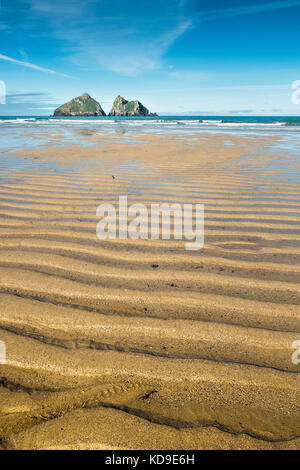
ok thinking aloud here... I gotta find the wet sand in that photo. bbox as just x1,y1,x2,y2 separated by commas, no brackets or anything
0,132,299,450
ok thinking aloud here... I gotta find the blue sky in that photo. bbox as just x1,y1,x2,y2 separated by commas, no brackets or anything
0,0,300,115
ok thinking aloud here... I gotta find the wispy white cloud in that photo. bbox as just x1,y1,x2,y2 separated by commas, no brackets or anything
0,53,70,77
28,0,96,15
95,18,192,75
197,1,300,22
31,106,56,110
14,0,300,78
155,20,192,53
23,0,192,76
6,92,54,104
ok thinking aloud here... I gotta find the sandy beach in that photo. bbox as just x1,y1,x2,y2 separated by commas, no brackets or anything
0,127,299,450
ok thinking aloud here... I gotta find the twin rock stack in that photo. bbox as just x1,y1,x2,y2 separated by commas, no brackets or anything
53,93,157,117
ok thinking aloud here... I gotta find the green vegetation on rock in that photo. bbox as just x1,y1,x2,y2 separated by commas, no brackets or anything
109,95,157,117
54,93,106,117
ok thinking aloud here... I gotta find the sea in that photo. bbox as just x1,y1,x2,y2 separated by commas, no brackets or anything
1,115,300,133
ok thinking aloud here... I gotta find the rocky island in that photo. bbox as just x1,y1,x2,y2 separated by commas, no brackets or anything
109,95,157,117
54,93,106,117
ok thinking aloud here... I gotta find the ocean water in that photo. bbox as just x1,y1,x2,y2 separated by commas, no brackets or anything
1,115,300,134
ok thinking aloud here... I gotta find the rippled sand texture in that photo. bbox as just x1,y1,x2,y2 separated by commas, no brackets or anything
0,133,299,450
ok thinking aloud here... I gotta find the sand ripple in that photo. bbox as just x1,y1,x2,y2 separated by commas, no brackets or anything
0,134,299,449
